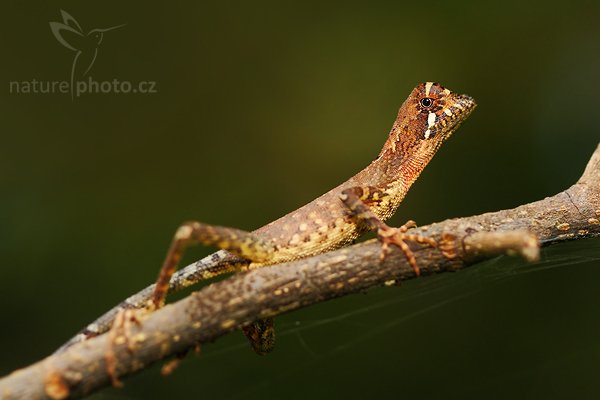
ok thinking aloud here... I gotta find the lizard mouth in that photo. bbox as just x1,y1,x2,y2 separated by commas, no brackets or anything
451,93,477,119
435,93,476,140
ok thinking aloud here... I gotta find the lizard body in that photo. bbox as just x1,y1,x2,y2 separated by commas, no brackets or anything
57,82,475,354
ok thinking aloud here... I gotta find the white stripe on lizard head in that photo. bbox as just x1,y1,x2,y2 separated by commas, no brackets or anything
424,112,436,139
425,82,433,96
427,112,436,127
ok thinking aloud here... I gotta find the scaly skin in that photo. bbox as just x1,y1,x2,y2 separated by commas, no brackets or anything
56,82,476,353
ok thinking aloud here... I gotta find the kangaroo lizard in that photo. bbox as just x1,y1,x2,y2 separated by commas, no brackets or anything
57,82,476,355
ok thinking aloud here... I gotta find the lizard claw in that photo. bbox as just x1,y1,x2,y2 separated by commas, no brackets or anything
377,221,436,277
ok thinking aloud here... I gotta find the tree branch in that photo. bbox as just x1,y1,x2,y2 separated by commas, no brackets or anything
1,143,599,400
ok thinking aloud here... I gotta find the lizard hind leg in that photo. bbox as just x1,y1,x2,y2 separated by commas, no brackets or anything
340,186,436,276
156,222,278,357
152,221,276,309
105,222,277,383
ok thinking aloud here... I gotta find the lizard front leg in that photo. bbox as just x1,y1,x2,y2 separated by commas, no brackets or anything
340,186,436,276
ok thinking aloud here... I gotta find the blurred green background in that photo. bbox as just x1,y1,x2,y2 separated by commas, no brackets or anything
1,1,599,399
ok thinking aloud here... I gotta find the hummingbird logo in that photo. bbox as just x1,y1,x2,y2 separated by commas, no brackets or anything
49,10,125,99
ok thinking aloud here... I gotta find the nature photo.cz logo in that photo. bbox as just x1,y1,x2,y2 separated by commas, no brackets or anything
9,10,157,99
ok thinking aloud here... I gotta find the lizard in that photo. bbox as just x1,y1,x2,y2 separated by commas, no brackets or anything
56,82,476,355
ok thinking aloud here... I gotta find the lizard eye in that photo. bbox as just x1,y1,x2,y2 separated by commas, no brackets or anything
420,98,434,108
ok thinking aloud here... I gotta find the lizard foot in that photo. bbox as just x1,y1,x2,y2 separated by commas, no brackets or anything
105,306,146,387
377,220,437,276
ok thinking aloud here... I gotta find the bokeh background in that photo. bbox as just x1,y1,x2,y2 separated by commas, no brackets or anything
1,1,599,399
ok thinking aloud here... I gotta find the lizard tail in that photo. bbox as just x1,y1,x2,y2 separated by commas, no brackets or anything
54,250,244,354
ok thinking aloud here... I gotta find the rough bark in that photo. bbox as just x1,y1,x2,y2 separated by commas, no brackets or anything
1,144,599,400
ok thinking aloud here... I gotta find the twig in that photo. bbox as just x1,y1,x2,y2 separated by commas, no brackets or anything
1,143,599,400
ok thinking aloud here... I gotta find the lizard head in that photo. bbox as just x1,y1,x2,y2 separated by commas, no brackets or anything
385,82,476,154
407,81,476,143
372,82,475,198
